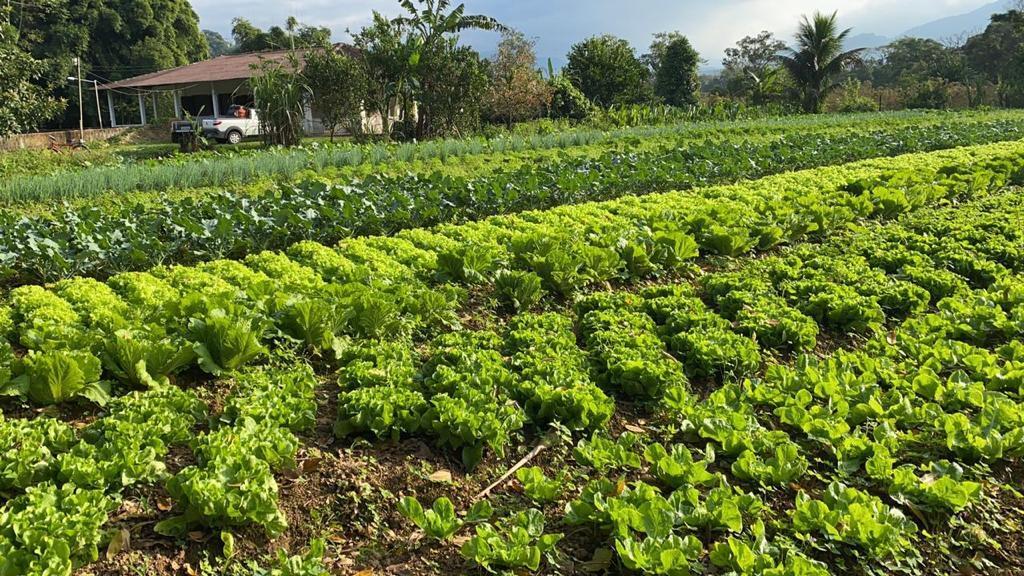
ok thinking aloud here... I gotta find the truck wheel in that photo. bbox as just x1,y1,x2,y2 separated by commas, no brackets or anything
226,130,243,145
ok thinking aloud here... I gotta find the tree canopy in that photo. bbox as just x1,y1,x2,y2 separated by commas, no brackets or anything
204,30,235,57
652,35,701,107
564,35,653,106
721,31,787,101
10,0,208,128
0,7,62,136
483,30,552,127
231,17,331,52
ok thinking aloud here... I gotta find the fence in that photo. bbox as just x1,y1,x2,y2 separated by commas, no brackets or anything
0,127,138,151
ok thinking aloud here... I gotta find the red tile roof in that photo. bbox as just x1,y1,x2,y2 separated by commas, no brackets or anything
100,45,357,90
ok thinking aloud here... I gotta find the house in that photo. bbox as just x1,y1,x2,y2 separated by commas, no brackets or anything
99,45,390,135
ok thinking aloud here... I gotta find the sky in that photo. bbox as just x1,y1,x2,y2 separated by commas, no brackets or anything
190,0,996,69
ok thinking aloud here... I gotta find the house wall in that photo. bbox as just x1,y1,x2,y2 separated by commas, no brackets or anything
107,78,401,138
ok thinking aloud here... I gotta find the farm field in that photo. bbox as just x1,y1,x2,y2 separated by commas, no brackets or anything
2,109,1015,200
4,110,1024,287
1,117,1024,576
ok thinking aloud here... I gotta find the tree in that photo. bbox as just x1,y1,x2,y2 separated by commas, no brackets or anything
722,31,787,100
483,30,552,127
305,48,367,141
0,8,63,136
204,30,235,57
13,0,208,128
352,12,420,141
392,0,506,138
643,31,686,73
653,36,701,107
564,35,653,106
780,12,864,112
963,10,1024,105
231,17,331,52
417,42,489,136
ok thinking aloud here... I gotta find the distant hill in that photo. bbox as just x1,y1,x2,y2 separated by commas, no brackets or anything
845,33,891,50
902,0,1011,41
843,0,1013,52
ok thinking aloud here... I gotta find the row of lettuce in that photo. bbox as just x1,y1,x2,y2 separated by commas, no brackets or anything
5,180,1021,574
4,115,1024,288
1,141,1021,403
390,187,1023,574
1,143,1022,574
3,109,1016,205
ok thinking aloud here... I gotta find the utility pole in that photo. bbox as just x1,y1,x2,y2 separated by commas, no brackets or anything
73,57,84,142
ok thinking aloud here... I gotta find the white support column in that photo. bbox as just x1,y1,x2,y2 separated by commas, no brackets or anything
211,85,220,117
173,91,182,118
151,94,158,122
137,92,147,125
303,102,314,133
106,91,118,127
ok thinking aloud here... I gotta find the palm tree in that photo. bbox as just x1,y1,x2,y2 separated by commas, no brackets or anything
780,12,864,113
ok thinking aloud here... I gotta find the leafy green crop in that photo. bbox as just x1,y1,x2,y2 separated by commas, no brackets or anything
461,509,563,572
397,496,492,541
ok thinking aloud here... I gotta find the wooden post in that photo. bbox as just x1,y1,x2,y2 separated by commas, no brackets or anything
151,93,158,122
173,91,182,118
107,91,117,127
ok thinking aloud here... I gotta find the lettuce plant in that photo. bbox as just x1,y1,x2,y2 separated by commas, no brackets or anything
188,308,267,376
461,509,563,572
0,483,114,576
515,466,564,503
11,350,110,406
397,496,492,541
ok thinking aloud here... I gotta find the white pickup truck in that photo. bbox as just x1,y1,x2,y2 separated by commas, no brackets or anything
201,105,262,144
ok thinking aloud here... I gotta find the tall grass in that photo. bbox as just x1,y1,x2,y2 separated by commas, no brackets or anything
1,109,1018,205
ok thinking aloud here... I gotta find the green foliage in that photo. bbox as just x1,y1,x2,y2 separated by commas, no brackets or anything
0,9,62,136
616,534,702,575
102,329,195,387
791,482,917,558
232,17,331,53
188,308,267,376
335,386,427,440
548,74,593,120
779,12,865,112
730,444,809,486
574,432,644,471
515,466,564,503
305,48,367,140
157,451,287,537
398,496,492,541
10,350,110,406
0,483,114,575
494,269,544,312
643,443,717,489
251,52,311,147
0,416,76,491
266,539,329,576
461,509,563,572
653,36,701,107
565,35,654,106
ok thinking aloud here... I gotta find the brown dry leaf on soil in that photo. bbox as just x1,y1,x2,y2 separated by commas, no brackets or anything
428,469,452,483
